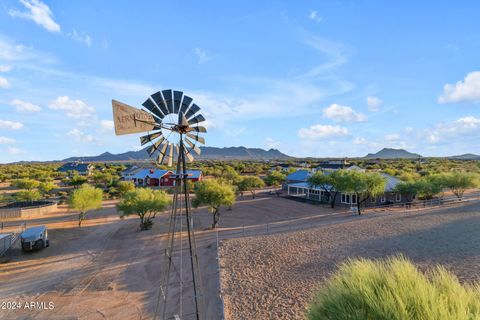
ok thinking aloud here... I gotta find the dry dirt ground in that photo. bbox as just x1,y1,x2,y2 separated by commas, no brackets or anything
0,193,341,320
219,200,480,320
2,193,478,320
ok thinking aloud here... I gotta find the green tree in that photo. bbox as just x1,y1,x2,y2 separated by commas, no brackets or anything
68,175,88,189
117,188,171,230
116,181,136,197
308,171,345,208
415,178,443,200
69,184,103,227
13,178,40,190
339,171,386,215
39,181,57,197
437,172,478,200
264,170,286,187
192,179,236,229
15,189,41,202
237,176,265,199
394,181,419,200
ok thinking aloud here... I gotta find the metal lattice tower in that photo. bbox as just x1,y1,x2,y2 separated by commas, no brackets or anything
112,90,206,320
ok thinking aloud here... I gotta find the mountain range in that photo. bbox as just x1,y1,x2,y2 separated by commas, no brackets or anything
59,147,479,163
62,146,292,162
364,148,422,159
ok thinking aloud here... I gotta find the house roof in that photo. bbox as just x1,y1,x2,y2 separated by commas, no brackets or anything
122,166,141,175
288,173,401,193
58,162,91,172
381,173,401,192
286,170,311,182
172,170,202,179
133,169,172,180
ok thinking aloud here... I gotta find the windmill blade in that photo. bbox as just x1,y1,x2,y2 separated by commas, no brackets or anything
185,104,200,119
186,133,205,144
162,89,174,114
142,97,165,120
146,137,166,156
167,143,174,167
185,150,194,163
140,131,163,146
112,99,155,135
188,114,205,125
184,137,201,155
159,142,168,156
178,112,189,127
188,126,207,133
179,95,193,115
151,91,169,116
173,90,183,113
174,144,179,160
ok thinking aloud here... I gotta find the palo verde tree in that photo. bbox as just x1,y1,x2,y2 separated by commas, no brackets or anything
308,171,344,208
237,176,265,199
339,170,386,215
69,184,103,227
68,175,88,189
15,189,41,203
436,172,479,200
192,179,236,229
13,178,40,190
264,170,286,196
116,180,136,198
117,188,171,230
39,181,57,198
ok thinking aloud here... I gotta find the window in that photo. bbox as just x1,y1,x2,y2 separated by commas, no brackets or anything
371,196,376,203
341,193,346,203
381,195,386,203
351,194,357,204
346,194,351,204
396,193,401,202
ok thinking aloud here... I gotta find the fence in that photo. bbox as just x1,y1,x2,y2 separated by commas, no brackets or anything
0,222,26,256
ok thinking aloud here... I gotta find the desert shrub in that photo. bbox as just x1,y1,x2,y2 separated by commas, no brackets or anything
308,256,480,320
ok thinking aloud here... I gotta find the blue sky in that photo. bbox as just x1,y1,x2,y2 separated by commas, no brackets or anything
0,1,479,162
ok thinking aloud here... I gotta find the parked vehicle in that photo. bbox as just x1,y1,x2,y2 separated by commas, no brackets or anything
20,226,49,252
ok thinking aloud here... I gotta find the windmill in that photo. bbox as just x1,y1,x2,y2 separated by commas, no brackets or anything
112,89,206,320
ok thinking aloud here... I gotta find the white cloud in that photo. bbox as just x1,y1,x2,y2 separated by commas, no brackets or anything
8,0,60,33
404,127,414,133
0,137,16,144
323,103,367,122
438,71,480,104
0,119,23,130
10,99,42,112
353,137,367,145
67,128,96,143
0,65,11,72
384,133,401,141
366,96,383,112
7,147,26,155
68,29,92,47
298,124,349,140
424,116,480,144
194,47,211,65
309,10,323,22
301,36,349,77
0,77,10,88
49,96,95,119
99,120,114,132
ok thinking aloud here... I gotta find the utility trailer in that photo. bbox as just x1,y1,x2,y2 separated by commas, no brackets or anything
20,226,49,252
0,233,13,255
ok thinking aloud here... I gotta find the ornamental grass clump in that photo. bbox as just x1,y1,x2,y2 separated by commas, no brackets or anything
308,256,480,320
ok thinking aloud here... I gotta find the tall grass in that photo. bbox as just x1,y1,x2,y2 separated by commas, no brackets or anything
307,256,480,320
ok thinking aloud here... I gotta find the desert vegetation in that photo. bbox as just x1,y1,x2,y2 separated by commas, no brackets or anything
308,256,480,320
